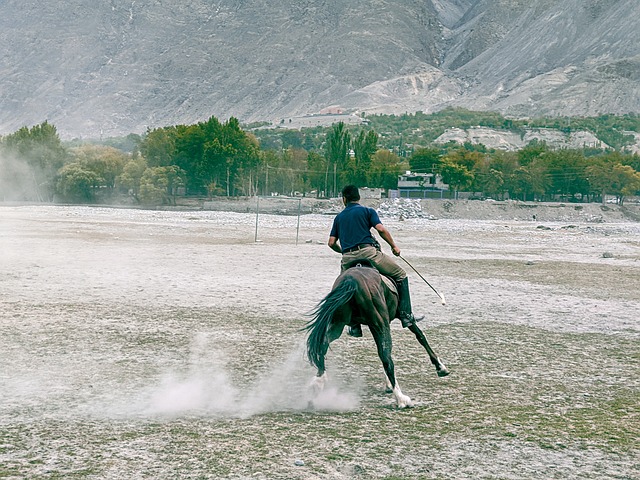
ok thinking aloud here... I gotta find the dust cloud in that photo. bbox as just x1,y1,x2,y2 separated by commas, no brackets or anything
0,152,43,201
123,334,360,419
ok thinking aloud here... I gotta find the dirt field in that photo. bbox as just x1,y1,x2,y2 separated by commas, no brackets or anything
1,202,638,479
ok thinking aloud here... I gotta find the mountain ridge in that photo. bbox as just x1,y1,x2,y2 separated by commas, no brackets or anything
0,0,638,139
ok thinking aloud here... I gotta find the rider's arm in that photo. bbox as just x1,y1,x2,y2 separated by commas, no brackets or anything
328,236,342,254
374,223,401,256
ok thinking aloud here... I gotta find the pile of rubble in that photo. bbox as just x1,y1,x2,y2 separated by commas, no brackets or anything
377,198,435,220
311,197,436,219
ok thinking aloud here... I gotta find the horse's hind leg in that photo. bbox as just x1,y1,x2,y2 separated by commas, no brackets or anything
309,321,346,397
408,323,450,377
309,371,328,399
370,325,413,408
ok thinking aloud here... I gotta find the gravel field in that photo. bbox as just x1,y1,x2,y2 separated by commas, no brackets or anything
1,203,638,479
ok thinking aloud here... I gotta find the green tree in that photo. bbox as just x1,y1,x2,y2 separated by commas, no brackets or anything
138,166,186,205
440,159,474,198
56,163,101,202
409,147,442,173
324,122,351,196
545,150,589,200
118,157,148,202
174,124,206,192
626,153,640,172
369,150,404,190
163,165,187,205
201,137,236,196
438,147,481,197
227,127,260,196
526,158,551,200
481,168,505,199
1,121,67,201
280,130,304,149
350,129,378,186
517,139,550,166
270,148,308,195
610,164,640,205
198,117,260,196
587,154,640,205
259,149,282,196
306,151,327,197
141,127,177,167
69,144,127,191
511,166,533,201
486,151,519,199
138,116,260,197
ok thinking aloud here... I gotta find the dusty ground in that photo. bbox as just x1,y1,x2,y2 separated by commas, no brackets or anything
0,202,638,479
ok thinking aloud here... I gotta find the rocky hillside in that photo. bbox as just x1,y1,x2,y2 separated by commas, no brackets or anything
0,0,638,138
449,0,640,118
433,126,631,152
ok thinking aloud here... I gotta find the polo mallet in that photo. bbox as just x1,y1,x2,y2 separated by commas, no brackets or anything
400,255,446,306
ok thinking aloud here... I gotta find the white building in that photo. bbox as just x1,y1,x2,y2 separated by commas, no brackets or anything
393,171,448,198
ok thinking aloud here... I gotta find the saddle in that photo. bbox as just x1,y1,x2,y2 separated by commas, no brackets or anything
344,260,398,296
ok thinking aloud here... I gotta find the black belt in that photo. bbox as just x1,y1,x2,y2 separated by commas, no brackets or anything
343,243,374,254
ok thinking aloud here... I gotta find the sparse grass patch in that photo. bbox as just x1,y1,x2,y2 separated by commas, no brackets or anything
2,209,638,479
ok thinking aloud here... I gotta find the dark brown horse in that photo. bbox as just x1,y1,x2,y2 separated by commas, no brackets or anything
304,264,449,408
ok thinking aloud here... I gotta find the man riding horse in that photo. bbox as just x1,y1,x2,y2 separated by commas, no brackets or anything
328,185,424,337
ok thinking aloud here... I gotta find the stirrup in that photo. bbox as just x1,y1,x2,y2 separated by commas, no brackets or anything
400,313,424,328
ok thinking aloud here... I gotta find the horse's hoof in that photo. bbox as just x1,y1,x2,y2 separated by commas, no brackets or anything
310,373,328,393
395,393,414,408
435,358,450,377
385,387,393,394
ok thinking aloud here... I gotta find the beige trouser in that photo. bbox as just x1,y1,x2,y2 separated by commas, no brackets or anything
340,245,407,282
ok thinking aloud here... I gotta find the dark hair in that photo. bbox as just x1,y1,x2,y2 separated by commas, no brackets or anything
341,185,360,202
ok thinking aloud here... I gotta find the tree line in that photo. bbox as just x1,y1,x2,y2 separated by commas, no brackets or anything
0,117,406,204
410,141,640,205
1,114,639,205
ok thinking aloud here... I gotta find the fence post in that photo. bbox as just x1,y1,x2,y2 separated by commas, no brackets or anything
254,196,260,242
296,198,302,245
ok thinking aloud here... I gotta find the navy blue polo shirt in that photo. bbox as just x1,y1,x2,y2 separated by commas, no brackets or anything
330,202,382,252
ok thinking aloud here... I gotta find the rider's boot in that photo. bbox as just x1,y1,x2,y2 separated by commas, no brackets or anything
397,277,425,328
347,324,363,337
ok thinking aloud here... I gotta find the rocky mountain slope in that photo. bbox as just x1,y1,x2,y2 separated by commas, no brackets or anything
433,126,613,151
0,0,638,139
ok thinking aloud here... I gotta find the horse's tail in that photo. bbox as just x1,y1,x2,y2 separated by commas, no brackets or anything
304,275,358,371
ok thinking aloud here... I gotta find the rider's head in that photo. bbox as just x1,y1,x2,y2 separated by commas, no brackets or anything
341,185,360,203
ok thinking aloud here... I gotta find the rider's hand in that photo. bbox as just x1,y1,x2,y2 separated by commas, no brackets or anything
392,246,401,256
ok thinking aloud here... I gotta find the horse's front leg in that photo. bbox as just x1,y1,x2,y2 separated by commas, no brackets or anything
382,371,393,393
407,323,450,377
371,325,413,408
